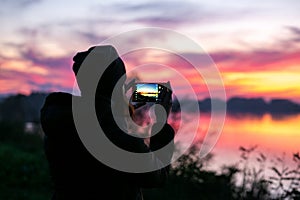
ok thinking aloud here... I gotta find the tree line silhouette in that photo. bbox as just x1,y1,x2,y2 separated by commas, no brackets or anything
1,92,300,123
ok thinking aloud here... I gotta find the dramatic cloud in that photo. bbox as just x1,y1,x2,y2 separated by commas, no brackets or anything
1,0,300,102
115,1,202,26
0,41,75,95
123,47,300,72
121,45,300,100
99,1,256,28
211,50,300,71
20,48,71,70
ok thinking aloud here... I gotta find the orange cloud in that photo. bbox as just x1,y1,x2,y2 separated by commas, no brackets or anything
1,45,300,103
122,48,300,101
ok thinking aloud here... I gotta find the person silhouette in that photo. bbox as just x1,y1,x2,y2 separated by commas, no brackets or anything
40,45,175,200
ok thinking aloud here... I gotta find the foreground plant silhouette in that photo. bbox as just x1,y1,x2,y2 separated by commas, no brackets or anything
233,145,270,199
143,145,235,200
144,145,300,200
233,146,300,200
269,152,300,199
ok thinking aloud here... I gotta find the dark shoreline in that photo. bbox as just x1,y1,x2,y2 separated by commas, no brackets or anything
1,92,300,123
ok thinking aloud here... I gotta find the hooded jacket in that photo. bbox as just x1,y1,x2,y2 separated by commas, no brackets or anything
40,46,175,200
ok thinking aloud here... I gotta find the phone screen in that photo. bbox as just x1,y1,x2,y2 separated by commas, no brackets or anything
132,83,159,102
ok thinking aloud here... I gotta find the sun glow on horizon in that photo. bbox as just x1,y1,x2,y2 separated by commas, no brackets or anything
222,71,300,99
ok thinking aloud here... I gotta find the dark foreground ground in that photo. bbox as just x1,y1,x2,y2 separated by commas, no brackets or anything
0,122,299,200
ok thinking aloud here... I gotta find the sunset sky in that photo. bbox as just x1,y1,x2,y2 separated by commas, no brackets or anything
1,0,300,102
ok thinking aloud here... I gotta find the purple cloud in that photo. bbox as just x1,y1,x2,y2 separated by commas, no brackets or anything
209,48,300,72
0,0,42,15
75,31,109,44
91,1,255,28
287,26,300,42
19,47,71,69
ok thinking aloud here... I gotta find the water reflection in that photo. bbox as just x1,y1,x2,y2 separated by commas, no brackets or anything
169,112,300,170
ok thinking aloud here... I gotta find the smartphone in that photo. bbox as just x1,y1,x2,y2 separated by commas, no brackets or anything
131,82,172,103
132,83,160,102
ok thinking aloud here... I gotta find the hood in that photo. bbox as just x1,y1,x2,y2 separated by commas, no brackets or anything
72,45,126,98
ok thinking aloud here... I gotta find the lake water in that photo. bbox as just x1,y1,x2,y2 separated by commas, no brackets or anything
168,112,300,172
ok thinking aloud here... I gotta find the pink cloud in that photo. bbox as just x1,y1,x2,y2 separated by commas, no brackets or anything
211,49,300,72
